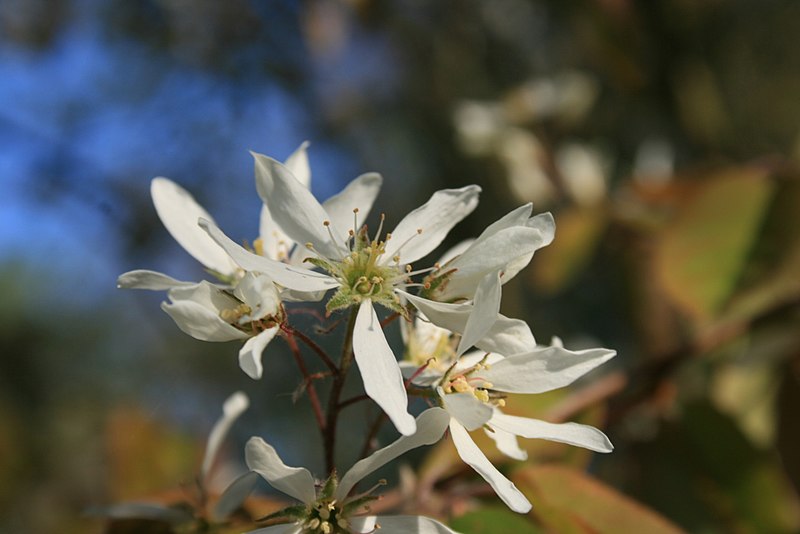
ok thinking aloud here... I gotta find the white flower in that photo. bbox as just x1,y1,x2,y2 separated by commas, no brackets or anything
424,203,555,303
117,142,311,291
244,408,460,534
409,340,615,513
161,272,283,379
198,154,488,436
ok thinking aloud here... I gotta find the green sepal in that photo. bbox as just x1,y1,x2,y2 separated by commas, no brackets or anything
320,471,339,500
326,287,357,314
306,257,338,275
256,504,309,523
342,494,381,516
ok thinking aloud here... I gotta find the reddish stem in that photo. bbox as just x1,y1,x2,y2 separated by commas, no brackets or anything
283,331,326,431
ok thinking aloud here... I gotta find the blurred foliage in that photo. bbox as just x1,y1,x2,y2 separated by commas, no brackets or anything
3,0,800,532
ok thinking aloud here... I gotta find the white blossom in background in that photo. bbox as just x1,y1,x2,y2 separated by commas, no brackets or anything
244,409,459,534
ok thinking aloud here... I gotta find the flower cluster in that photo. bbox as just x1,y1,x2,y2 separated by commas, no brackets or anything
116,143,615,532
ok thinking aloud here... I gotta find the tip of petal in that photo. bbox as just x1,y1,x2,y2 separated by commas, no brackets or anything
397,416,418,436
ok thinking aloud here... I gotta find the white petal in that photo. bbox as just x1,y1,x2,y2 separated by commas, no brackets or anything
490,412,613,452
320,172,383,245
234,272,281,321
477,316,536,356
456,270,501,356
383,185,481,265
485,410,527,461
238,327,279,379
259,145,309,263
117,270,197,290
353,515,462,534
401,290,532,355
259,203,295,262
252,152,345,259
167,280,238,311
284,141,311,187
437,239,474,266
399,290,472,330
480,346,616,393
202,392,250,479
245,437,316,505
335,408,449,500
352,300,416,436
470,204,533,247
151,177,237,275
439,226,548,301
200,219,339,292
449,420,531,513
161,300,248,342
440,390,493,431
211,470,259,521
501,212,556,284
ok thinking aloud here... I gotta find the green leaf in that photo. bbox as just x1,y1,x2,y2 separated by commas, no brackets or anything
655,167,775,323
512,465,686,534
450,507,543,533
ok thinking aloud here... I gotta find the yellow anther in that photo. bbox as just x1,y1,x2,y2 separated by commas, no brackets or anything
385,232,392,240
496,399,506,407
308,518,320,529
319,506,330,520
253,237,265,256
321,521,332,534
405,264,412,273
475,389,490,403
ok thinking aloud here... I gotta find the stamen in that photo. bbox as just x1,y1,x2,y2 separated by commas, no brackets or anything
389,230,423,264
323,220,345,259
373,213,386,244
405,265,439,277
353,207,359,235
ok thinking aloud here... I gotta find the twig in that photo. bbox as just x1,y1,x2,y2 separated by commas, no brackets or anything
285,325,338,373
283,331,326,431
324,308,358,475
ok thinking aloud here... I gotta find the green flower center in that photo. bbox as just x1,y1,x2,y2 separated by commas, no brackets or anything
308,218,409,315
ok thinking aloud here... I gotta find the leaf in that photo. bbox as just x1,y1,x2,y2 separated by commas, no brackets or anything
717,177,800,327
450,506,543,533
512,464,686,534
631,401,800,532
655,167,775,323
530,205,608,294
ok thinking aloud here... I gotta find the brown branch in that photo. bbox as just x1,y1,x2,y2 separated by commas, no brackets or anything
283,331,326,432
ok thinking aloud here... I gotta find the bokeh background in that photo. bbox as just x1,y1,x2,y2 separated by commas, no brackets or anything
3,0,800,532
